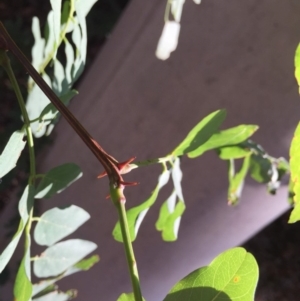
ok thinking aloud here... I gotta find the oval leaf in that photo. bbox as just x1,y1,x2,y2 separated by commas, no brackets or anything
33,239,97,277
289,122,300,222
163,247,258,301
294,43,300,92
14,249,32,301
0,185,34,273
0,131,26,178
218,146,251,160
34,205,90,246
188,124,258,158
172,110,227,156
228,156,251,205
35,163,82,199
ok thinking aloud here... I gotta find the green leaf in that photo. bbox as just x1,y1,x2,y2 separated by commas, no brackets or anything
294,44,300,91
32,255,99,297
188,124,258,158
74,254,100,271
172,110,227,156
249,155,271,183
113,167,171,242
0,185,34,273
289,122,300,222
156,198,185,241
228,156,251,205
35,163,82,199
218,146,251,160
14,251,32,301
33,239,97,277
34,205,90,246
117,293,146,301
163,247,258,301
0,131,26,178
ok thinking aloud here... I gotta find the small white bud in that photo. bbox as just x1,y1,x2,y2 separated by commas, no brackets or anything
155,21,181,60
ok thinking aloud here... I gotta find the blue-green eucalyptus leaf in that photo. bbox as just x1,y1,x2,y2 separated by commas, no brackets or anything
26,73,52,138
188,124,258,158
64,39,74,84
34,205,90,246
30,17,45,74
32,255,99,297
49,0,62,59
163,247,258,301
33,239,97,278
172,110,226,156
0,131,26,178
113,167,171,242
44,11,56,61
35,163,82,199
0,185,34,273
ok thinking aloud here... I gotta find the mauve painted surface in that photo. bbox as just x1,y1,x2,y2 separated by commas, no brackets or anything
32,0,300,300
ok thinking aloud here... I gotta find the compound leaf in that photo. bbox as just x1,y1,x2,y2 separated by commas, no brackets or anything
34,205,90,246
33,239,97,277
188,125,258,158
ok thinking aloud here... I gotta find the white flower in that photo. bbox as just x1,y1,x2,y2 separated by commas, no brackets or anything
155,21,181,60
193,0,201,4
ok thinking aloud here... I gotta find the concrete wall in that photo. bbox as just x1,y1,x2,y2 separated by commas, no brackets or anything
34,0,300,300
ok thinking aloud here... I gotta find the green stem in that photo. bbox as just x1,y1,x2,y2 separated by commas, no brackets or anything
117,202,143,301
0,50,36,184
110,186,143,301
130,155,173,170
0,50,36,285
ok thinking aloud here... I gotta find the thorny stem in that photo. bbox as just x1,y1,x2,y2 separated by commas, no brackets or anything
110,185,143,301
0,22,143,300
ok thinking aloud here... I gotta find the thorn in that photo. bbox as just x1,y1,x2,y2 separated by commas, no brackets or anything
120,181,139,186
97,171,107,178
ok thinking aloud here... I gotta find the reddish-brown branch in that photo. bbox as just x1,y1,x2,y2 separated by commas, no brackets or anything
0,22,126,187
